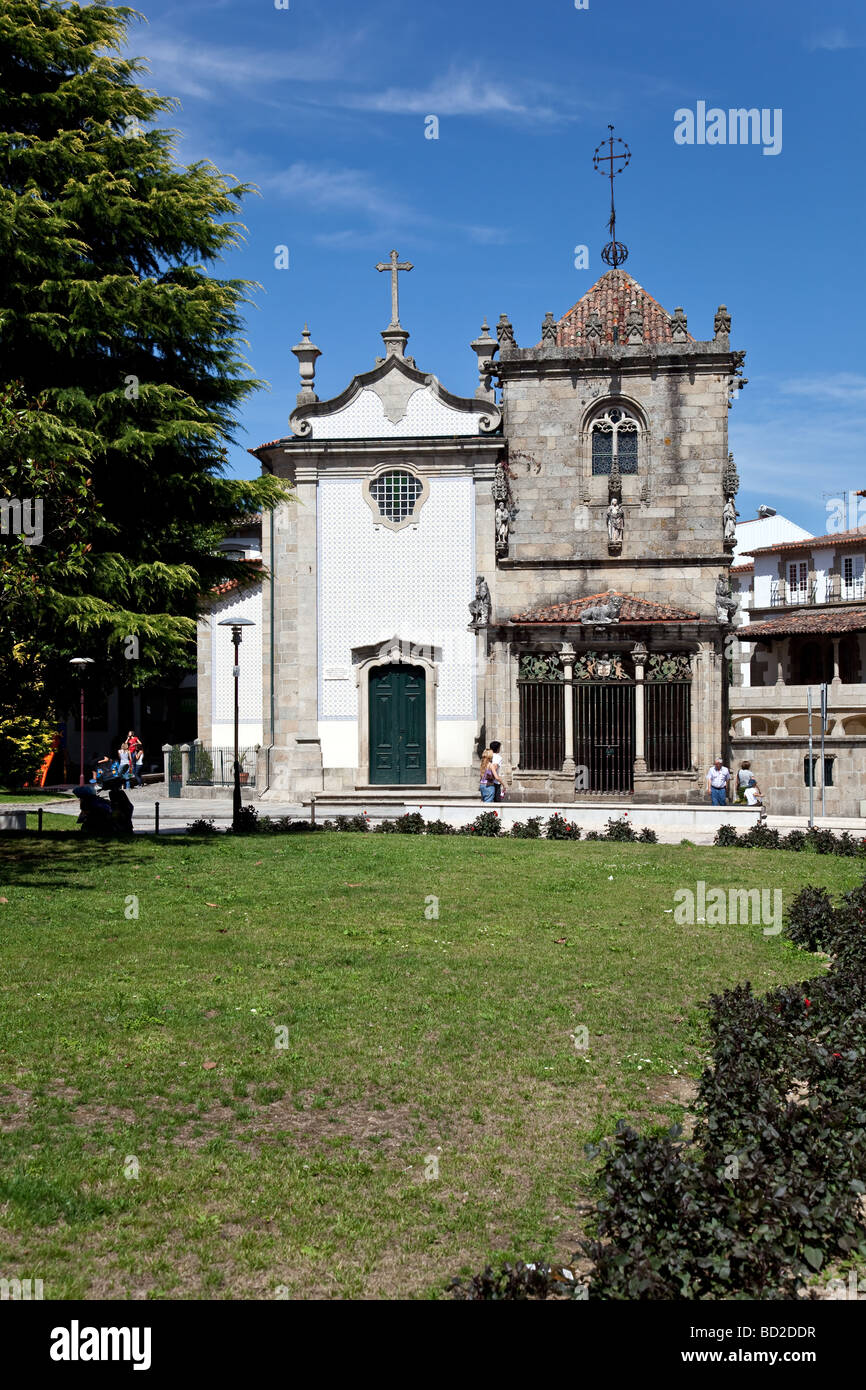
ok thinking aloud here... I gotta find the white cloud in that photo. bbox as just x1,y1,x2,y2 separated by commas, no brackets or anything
335,65,584,124
806,28,861,52
134,36,350,101
777,373,866,403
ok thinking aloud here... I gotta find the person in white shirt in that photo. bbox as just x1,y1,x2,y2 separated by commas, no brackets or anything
706,757,731,806
489,741,505,802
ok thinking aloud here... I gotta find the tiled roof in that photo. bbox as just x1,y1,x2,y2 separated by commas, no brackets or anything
748,528,866,557
730,563,754,573
510,590,700,624
739,608,866,638
554,269,693,347
249,438,282,455
212,558,262,597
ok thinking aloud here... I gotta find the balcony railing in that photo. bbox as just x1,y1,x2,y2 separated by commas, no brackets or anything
768,576,865,607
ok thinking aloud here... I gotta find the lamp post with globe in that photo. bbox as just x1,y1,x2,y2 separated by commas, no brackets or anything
217,617,255,830
69,657,95,786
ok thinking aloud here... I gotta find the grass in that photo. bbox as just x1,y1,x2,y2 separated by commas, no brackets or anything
0,831,861,1300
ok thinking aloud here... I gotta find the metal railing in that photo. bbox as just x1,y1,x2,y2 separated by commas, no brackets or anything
188,743,257,788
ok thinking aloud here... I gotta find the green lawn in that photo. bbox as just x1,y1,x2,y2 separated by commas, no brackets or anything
0,833,861,1300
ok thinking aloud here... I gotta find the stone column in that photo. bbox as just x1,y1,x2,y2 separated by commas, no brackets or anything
632,642,648,774
832,637,841,686
180,743,190,787
775,639,788,686
161,743,172,786
560,643,575,775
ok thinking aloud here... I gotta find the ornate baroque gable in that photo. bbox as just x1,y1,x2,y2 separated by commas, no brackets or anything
289,355,502,440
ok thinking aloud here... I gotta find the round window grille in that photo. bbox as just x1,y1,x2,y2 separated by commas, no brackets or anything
369,471,423,523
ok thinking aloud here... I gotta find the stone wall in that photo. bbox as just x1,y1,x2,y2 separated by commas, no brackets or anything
730,736,866,818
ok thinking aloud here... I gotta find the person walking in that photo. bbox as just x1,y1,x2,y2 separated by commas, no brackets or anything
478,748,503,803
706,756,731,807
489,740,506,802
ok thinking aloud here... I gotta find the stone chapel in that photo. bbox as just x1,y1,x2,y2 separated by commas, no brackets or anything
197,253,746,804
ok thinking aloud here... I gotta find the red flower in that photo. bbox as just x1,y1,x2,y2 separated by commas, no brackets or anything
804,998,811,1008
833,1052,842,1058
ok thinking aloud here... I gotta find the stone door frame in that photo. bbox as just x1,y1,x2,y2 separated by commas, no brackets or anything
355,641,439,787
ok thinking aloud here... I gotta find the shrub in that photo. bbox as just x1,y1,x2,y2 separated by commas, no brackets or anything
739,822,780,850
782,829,807,852
394,811,425,834
229,805,260,834
323,814,369,832
425,817,456,835
714,824,739,847
637,826,658,844
467,811,502,837
450,1261,584,1301
545,813,581,841
604,815,637,842
805,827,839,856
786,885,836,953
186,817,220,836
835,831,864,858
584,830,602,841
374,818,399,834
510,817,543,839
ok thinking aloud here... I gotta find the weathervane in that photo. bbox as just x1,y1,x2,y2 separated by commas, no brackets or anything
593,125,631,268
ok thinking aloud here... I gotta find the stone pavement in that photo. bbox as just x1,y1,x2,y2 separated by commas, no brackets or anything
8,787,865,844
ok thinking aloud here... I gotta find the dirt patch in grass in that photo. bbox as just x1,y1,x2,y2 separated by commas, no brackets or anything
71,1104,139,1128
0,1086,33,1132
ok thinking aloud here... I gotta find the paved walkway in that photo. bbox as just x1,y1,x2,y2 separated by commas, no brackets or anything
7,788,865,844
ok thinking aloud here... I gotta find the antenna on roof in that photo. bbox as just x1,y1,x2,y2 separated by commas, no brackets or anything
593,125,631,269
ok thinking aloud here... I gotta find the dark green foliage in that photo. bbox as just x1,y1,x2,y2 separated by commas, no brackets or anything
186,817,220,836
714,824,739,847
228,805,260,834
424,817,456,835
786,885,836,952
782,829,807,852
323,815,369,833
604,816,637,842
544,813,581,841
0,0,291,722
637,826,658,844
395,812,425,834
510,817,543,839
739,822,780,849
466,811,502,837
450,1261,583,1300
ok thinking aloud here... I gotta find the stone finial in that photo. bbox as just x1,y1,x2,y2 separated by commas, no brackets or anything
541,311,558,343
670,306,689,342
585,309,603,343
722,450,740,499
291,325,321,404
608,455,622,503
496,313,515,347
714,304,731,339
470,319,497,400
625,298,644,345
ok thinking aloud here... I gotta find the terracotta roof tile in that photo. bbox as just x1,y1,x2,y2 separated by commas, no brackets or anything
211,558,262,597
748,528,866,557
554,269,693,348
739,608,866,638
510,589,700,624
730,563,754,573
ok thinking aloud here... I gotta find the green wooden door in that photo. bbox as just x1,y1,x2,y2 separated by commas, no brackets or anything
369,665,426,784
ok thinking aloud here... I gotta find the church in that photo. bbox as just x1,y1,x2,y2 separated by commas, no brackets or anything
197,246,746,806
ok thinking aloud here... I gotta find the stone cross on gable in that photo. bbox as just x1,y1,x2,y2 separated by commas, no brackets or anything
376,249,413,327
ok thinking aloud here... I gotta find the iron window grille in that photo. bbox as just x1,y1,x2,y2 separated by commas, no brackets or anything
369,470,424,525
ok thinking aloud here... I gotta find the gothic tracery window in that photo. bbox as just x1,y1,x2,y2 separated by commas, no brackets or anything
590,405,640,476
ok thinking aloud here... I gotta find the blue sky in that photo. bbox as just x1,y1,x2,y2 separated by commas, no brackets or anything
123,0,865,535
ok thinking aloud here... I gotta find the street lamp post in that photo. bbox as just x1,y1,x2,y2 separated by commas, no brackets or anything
69,657,95,785
217,618,255,830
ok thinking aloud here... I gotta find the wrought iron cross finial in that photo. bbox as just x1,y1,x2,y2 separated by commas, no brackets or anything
376,248,413,327
593,125,631,269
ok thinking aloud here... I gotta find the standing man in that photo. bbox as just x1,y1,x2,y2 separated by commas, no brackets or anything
706,755,731,806
489,741,505,801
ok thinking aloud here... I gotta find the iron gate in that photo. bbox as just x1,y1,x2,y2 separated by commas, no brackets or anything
645,681,691,772
573,682,636,793
518,681,565,770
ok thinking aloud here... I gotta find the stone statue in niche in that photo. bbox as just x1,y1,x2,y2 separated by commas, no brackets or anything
715,575,739,625
723,496,738,547
606,494,624,552
468,575,491,631
578,592,623,625
495,500,510,554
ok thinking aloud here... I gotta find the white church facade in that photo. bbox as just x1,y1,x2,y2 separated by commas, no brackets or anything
198,254,746,805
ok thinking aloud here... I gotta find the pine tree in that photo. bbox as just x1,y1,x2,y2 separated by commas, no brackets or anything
0,0,288,753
